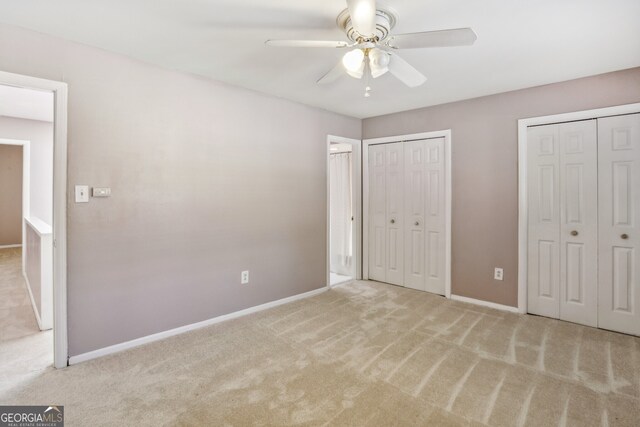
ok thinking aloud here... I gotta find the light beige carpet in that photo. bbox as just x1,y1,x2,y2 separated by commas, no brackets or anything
0,249,639,425
0,248,52,392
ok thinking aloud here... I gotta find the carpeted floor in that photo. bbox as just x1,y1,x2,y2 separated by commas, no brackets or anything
0,247,52,393
0,247,639,426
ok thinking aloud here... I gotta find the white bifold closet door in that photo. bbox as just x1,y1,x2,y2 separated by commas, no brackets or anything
528,113,640,335
527,120,598,327
368,144,387,282
598,114,640,336
368,142,404,286
403,138,446,294
369,138,446,295
404,140,426,290
386,143,405,285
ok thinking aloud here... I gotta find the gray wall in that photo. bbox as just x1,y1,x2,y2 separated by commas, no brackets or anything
2,21,638,356
363,67,640,307
0,144,22,246
0,23,361,356
0,117,54,225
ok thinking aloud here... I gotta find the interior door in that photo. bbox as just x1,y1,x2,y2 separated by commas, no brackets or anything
527,125,561,319
385,143,404,285
404,140,426,290
558,120,598,327
368,144,387,282
424,138,446,295
598,113,640,336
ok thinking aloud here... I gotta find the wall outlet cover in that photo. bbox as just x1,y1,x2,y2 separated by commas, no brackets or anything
241,270,249,284
494,268,504,281
75,185,89,203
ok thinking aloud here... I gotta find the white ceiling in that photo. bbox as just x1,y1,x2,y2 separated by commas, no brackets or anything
1,0,639,118
0,84,54,122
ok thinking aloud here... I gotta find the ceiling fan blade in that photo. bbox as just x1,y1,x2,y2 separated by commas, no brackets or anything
265,40,349,48
387,28,477,49
317,62,345,85
346,0,377,37
388,54,427,87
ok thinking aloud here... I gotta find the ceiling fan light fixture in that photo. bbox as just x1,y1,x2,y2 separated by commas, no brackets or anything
266,1,477,90
345,63,365,79
342,49,365,73
369,48,390,78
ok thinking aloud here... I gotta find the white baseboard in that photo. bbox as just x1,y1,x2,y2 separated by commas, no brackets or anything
69,286,328,365
450,294,520,314
0,244,22,249
22,272,44,330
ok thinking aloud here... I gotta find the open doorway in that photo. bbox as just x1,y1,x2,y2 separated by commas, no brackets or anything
327,136,361,287
0,81,59,378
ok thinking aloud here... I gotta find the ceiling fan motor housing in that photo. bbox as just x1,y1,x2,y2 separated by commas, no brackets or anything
337,8,397,43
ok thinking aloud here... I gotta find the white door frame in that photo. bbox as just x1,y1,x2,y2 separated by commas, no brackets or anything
517,102,640,314
0,71,69,368
363,130,452,298
326,135,362,287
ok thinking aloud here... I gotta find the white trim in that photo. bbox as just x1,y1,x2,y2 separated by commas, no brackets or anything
24,216,53,235
0,71,69,369
69,286,328,365
22,273,43,330
23,218,54,330
326,135,362,287
444,132,452,300
0,244,22,249
450,294,520,314
517,102,640,314
362,130,452,298
363,143,369,280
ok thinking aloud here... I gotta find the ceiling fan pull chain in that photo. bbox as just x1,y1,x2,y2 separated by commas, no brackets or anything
364,58,372,97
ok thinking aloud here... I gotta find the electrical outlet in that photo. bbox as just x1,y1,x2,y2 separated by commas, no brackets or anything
494,268,504,281
241,270,249,284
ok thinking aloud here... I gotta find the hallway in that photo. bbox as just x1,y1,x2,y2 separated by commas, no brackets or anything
0,247,52,396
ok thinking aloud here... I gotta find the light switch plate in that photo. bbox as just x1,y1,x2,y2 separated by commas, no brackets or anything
92,187,111,198
75,185,89,203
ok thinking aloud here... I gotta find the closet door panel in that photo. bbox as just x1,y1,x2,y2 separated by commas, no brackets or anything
527,125,561,318
385,143,404,285
598,113,640,336
558,120,598,327
368,144,387,282
424,138,446,295
404,140,426,290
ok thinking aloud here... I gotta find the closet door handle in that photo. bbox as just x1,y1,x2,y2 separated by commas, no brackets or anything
390,219,395,224
621,234,629,240
415,221,420,226
570,230,578,236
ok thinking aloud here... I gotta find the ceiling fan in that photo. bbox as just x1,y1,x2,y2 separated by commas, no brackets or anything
265,0,477,96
